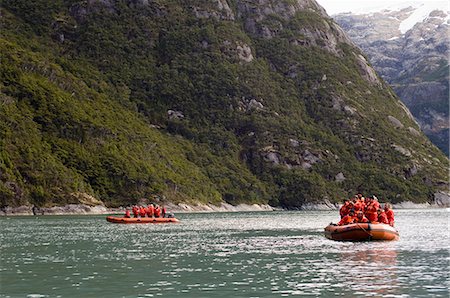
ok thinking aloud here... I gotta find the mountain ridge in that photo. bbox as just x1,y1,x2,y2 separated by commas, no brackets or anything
333,6,449,155
1,0,448,209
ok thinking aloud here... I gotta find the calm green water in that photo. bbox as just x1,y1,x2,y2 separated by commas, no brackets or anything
1,209,448,297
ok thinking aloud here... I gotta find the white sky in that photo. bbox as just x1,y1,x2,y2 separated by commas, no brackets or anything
315,0,449,15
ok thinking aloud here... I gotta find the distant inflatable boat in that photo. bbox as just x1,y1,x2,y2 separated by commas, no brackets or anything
106,216,179,224
324,223,399,241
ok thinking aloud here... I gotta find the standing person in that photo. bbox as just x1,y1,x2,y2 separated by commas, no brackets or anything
384,203,395,227
161,205,167,218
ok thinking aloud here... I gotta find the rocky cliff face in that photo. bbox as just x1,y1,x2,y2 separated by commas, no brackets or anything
334,7,450,154
1,0,448,208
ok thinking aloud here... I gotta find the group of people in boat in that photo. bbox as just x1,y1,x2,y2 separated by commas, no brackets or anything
338,194,394,226
123,204,168,218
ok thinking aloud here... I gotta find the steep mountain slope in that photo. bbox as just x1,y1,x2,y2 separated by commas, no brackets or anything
334,6,450,154
1,0,448,209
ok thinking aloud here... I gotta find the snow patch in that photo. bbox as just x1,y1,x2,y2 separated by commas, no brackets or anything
399,3,449,33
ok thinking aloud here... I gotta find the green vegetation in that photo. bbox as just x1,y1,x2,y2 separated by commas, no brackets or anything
1,0,448,208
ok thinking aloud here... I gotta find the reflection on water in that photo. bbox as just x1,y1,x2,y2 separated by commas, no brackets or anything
0,209,448,297
339,249,399,297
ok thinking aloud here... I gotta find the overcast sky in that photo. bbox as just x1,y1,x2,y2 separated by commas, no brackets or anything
315,0,449,15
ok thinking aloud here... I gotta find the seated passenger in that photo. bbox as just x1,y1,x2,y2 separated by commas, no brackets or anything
355,211,369,223
384,203,395,227
365,199,378,222
339,199,352,218
139,206,146,217
161,206,167,218
353,199,363,212
372,195,380,209
132,206,139,218
146,204,154,218
154,205,161,218
124,209,131,218
338,210,355,226
377,209,389,224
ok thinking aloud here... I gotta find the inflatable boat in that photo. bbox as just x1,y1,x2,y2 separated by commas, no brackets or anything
106,216,179,224
324,223,399,241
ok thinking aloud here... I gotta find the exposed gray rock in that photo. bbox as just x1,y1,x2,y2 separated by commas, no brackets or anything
167,109,184,120
236,0,353,55
343,105,357,115
408,127,421,136
236,43,254,62
404,164,418,178
289,138,300,147
300,200,338,210
434,191,450,207
302,149,321,164
264,152,281,165
247,99,264,111
0,205,33,216
334,8,449,153
165,202,274,212
335,172,346,182
388,115,404,128
192,0,235,20
392,201,432,209
354,53,381,85
392,144,412,157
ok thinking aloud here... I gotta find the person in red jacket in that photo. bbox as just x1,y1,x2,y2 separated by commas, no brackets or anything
353,199,363,212
365,199,378,222
132,206,139,218
161,206,167,218
146,204,154,218
355,211,369,223
377,209,389,224
154,205,161,218
124,209,131,218
372,196,380,209
384,203,395,227
339,199,352,218
338,210,355,226
139,206,146,217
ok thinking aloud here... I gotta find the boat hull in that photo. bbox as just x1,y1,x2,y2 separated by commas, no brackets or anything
106,216,179,224
324,223,399,241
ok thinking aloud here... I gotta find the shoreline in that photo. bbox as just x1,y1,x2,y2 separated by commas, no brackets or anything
0,200,448,216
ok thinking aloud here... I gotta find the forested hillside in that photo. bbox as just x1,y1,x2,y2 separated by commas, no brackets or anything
1,0,448,208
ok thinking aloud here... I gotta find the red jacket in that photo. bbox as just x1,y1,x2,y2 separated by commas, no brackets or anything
125,210,131,218
132,206,138,217
385,209,394,226
154,207,161,217
365,204,378,222
356,215,369,223
139,207,146,217
146,205,154,217
339,203,351,218
338,215,355,226
378,212,389,224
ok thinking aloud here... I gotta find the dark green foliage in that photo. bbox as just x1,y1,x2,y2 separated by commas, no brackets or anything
1,0,448,208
